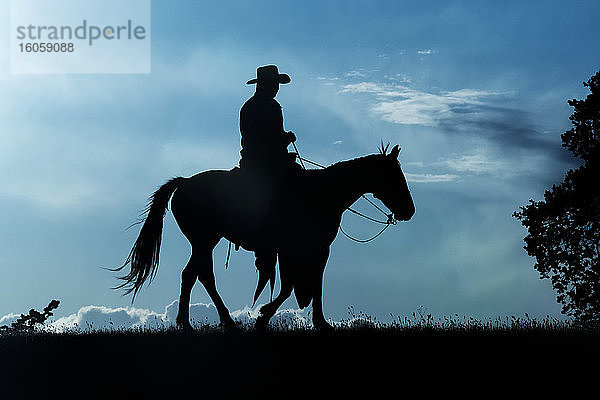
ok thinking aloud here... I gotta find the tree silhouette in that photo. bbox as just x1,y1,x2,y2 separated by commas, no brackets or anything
514,70,600,323
0,300,60,333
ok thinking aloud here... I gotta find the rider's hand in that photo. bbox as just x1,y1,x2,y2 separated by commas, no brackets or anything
287,131,296,143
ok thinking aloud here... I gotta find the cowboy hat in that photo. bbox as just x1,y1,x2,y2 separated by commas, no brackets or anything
246,65,291,85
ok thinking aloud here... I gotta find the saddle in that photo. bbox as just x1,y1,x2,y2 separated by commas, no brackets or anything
224,155,302,247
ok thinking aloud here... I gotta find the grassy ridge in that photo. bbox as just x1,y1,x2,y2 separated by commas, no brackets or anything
1,321,598,398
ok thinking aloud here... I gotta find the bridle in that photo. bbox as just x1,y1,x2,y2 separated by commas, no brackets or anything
293,144,397,243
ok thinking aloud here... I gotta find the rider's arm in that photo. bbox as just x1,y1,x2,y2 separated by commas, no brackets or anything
272,100,296,145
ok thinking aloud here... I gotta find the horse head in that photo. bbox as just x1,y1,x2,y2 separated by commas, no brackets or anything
373,145,415,222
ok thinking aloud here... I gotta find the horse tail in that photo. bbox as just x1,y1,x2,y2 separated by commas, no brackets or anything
111,177,186,301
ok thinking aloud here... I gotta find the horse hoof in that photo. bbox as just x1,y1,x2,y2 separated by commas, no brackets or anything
221,318,238,333
258,304,273,317
315,321,335,332
176,320,193,331
255,316,269,331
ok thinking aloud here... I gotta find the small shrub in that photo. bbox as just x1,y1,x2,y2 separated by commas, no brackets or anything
0,300,60,333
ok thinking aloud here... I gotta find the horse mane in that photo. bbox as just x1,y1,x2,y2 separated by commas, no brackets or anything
300,142,396,184
378,141,391,155
304,153,387,183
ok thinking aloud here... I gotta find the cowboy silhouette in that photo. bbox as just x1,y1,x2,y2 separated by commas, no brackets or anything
239,65,298,173
238,65,301,302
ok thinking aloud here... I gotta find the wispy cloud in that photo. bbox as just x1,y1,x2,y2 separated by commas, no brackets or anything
406,151,521,181
0,45,246,213
405,173,459,183
337,80,535,182
441,153,505,175
337,78,566,167
345,70,367,78
340,82,503,127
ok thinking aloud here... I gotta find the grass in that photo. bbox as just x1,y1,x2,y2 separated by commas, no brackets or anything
3,307,591,337
1,312,598,398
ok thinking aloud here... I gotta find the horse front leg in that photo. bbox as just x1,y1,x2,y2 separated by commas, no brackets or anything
310,247,333,331
255,249,297,330
256,280,293,330
311,277,333,331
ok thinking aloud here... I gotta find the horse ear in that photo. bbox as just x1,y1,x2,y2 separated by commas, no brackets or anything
390,145,401,159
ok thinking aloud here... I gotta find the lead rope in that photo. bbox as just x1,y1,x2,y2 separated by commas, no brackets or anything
294,148,396,243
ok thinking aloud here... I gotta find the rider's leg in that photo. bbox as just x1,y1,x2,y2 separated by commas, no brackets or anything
253,250,277,305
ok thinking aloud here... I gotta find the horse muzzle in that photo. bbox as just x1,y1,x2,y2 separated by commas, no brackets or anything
394,203,415,222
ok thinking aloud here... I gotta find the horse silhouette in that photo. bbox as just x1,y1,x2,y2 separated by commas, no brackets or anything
113,144,415,330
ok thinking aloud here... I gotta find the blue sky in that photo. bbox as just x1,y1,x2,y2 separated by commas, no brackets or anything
1,0,599,326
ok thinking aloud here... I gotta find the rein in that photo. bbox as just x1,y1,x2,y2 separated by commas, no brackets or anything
294,150,396,244
224,146,396,269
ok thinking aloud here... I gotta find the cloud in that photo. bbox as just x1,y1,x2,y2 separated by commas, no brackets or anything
442,153,498,174
48,304,169,332
439,151,520,178
386,74,412,84
340,82,410,98
1,301,386,332
337,78,571,172
336,80,540,182
405,150,534,182
0,313,20,328
405,173,459,183
229,306,309,328
1,302,399,335
345,70,367,78
0,43,252,214
341,82,503,128
39,301,310,332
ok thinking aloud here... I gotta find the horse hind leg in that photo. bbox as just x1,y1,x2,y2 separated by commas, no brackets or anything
176,240,235,331
176,256,198,330
193,243,236,331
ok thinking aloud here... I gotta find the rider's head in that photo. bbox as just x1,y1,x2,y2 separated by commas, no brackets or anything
247,65,290,98
256,80,280,98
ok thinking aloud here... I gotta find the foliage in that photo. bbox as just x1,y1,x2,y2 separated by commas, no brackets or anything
514,70,600,323
0,300,60,333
